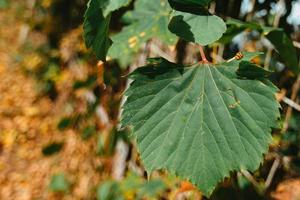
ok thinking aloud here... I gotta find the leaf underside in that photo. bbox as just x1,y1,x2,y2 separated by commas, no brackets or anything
121,58,280,196
108,0,177,67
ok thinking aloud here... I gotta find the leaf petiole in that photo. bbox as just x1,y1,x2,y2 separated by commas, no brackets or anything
198,45,209,63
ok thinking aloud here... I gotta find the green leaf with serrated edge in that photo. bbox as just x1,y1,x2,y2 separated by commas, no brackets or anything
237,61,272,79
264,29,299,74
168,10,226,46
121,58,280,196
108,0,177,67
83,0,131,61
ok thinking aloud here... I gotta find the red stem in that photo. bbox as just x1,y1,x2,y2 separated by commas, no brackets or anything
198,45,208,63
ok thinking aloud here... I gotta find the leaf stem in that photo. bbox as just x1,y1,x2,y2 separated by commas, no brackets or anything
198,45,208,63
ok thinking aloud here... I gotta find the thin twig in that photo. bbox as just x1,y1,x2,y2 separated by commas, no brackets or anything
293,41,300,49
241,170,261,189
227,57,235,63
282,97,300,112
265,157,281,189
282,74,300,133
264,48,273,70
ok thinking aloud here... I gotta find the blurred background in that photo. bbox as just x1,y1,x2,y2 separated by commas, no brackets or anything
0,0,300,199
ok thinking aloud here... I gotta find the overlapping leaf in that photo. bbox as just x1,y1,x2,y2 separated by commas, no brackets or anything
237,61,272,79
218,19,299,74
168,10,226,45
83,0,131,61
264,29,299,74
121,57,280,196
108,0,177,67
167,0,226,45
218,19,261,44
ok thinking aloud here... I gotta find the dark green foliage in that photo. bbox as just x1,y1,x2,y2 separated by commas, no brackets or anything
237,61,272,79
57,117,73,130
42,142,64,156
73,75,97,90
265,29,299,74
83,0,112,61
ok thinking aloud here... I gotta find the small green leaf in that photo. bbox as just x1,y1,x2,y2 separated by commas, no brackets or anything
83,0,112,61
42,142,64,156
138,179,166,198
49,173,69,192
265,29,299,74
218,19,261,44
97,181,123,200
57,117,73,130
83,0,131,61
237,61,272,79
81,126,97,140
96,134,105,155
168,10,226,45
120,172,143,192
219,20,299,74
121,58,280,196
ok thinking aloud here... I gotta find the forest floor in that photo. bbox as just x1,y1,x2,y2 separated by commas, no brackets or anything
0,5,105,200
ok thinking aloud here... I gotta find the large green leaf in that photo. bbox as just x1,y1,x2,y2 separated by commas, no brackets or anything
83,0,131,61
264,29,299,74
168,10,226,45
108,0,177,67
121,58,280,196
